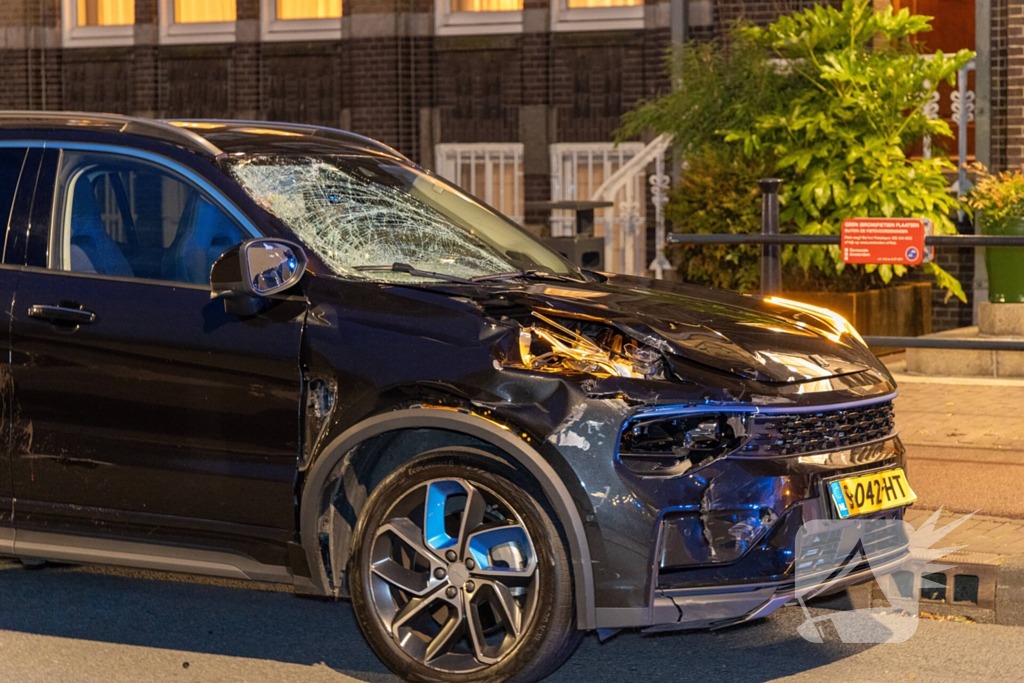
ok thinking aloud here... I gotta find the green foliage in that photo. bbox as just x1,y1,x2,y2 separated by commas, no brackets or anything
617,31,800,156
619,0,974,302
663,145,768,293
964,164,1024,231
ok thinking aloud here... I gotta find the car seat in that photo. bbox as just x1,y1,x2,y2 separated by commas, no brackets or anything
67,174,133,278
166,197,245,285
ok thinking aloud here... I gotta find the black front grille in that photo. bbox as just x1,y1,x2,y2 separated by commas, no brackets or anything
741,400,895,456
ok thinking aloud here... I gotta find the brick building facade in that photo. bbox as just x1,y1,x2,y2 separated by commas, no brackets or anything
0,0,1002,329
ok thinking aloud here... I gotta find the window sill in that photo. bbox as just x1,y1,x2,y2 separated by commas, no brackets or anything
434,7,523,36
159,21,237,45
551,4,644,32
261,18,342,41
62,23,135,48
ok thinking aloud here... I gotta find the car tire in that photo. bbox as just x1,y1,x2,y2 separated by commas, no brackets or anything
349,457,582,683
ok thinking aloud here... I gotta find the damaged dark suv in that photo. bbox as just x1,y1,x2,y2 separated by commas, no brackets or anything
0,113,914,683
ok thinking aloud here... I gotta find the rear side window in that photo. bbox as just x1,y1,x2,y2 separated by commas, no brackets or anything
51,150,252,285
0,148,27,236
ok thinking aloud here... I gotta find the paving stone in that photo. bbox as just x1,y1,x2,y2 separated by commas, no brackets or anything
893,380,1024,452
978,522,1024,539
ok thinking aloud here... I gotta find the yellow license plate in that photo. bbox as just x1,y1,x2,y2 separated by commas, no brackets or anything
828,467,916,519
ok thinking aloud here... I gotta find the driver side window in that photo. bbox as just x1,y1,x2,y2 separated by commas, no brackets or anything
53,151,250,285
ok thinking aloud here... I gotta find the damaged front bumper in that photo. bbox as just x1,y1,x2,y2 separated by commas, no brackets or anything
574,392,911,631
646,540,909,632
593,488,912,631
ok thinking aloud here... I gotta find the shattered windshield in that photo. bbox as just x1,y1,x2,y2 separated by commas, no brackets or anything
226,154,581,283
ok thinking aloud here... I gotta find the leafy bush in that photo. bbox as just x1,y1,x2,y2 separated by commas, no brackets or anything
964,164,1024,230
619,0,974,301
662,145,767,293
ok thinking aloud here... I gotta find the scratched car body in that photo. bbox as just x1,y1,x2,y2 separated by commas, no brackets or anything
0,112,912,683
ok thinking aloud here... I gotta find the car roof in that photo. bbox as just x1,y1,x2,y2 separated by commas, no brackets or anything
0,111,412,164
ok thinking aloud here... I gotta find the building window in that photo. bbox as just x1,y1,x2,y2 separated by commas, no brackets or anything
261,0,343,41
435,144,524,225
159,0,236,44
175,0,236,22
277,0,342,19
551,0,643,32
450,0,522,10
549,143,646,275
565,0,641,6
77,0,134,25
62,0,135,47
435,0,522,36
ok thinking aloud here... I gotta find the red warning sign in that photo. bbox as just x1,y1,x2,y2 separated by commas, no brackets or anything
840,218,926,265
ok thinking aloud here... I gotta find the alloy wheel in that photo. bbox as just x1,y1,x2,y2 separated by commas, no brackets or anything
367,478,539,673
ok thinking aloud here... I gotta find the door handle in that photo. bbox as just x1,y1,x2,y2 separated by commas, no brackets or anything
28,304,96,325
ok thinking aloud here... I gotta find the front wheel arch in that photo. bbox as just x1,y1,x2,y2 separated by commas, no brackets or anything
297,408,596,630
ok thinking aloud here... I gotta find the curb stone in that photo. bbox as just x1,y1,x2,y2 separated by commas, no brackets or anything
996,554,1024,626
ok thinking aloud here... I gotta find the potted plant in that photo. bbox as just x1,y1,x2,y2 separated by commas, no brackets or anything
965,165,1024,303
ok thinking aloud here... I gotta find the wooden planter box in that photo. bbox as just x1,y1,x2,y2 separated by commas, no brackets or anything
782,282,932,348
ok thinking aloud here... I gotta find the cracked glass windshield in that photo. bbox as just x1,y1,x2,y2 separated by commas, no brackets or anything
227,155,580,283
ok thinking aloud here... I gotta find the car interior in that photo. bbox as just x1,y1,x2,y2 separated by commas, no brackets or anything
60,154,247,285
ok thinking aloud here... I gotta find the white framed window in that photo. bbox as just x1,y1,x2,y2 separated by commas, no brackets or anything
159,0,237,44
62,0,135,48
551,0,643,32
434,0,523,37
260,0,342,42
549,142,646,275
435,144,524,225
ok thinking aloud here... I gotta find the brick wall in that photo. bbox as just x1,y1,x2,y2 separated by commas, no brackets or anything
1007,0,1024,168
992,0,1009,171
0,0,831,162
690,0,840,41
262,43,344,127
552,34,643,142
904,247,976,333
437,40,521,143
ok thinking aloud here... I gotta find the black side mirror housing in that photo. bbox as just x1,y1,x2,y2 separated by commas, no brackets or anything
210,238,308,316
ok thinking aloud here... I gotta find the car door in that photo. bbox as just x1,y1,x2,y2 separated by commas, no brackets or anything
0,144,37,554
8,144,305,559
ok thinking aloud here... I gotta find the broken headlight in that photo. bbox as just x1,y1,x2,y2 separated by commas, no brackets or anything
515,312,664,380
618,413,750,476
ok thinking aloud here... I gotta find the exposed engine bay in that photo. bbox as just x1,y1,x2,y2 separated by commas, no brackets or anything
513,311,665,380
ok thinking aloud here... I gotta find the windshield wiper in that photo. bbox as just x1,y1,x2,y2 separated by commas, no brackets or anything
354,263,475,284
471,270,578,283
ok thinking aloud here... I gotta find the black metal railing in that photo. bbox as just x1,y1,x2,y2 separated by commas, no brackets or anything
665,179,1024,351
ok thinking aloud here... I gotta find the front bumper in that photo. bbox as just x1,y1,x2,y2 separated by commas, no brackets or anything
590,433,911,630
645,516,910,632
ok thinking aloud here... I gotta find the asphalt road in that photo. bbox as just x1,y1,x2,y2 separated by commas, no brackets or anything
0,561,1022,683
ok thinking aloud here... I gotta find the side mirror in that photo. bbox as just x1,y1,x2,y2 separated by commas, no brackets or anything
210,238,308,316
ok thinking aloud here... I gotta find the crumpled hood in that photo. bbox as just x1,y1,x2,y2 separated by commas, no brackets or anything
484,273,881,383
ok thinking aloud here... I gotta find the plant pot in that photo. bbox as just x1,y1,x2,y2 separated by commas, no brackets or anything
983,216,1024,303
781,282,932,353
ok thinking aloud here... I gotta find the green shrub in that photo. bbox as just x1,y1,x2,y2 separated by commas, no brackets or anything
619,0,974,301
663,145,767,293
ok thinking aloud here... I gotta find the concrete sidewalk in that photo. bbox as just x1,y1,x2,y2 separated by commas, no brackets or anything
887,354,1024,519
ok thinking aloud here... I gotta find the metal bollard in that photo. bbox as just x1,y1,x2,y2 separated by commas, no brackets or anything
759,178,783,296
